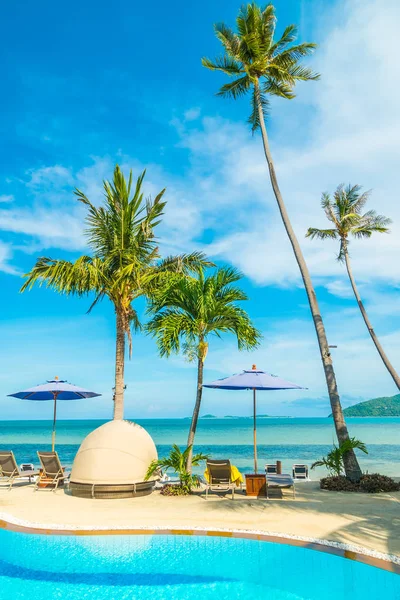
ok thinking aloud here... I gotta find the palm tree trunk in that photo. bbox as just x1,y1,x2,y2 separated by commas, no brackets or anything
113,311,125,420
186,356,204,472
343,245,400,390
255,87,361,481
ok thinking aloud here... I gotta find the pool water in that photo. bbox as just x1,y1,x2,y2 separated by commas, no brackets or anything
0,530,398,599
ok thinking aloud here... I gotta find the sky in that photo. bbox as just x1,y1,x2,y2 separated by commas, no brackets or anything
1,0,400,420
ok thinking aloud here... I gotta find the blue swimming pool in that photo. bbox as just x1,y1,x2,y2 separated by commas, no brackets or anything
0,530,398,599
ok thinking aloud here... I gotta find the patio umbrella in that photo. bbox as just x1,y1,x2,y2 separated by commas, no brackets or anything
8,377,101,451
203,365,305,473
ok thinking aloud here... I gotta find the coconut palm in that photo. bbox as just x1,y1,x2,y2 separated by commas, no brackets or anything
146,266,261,470
306,184,398,389
202,2,362,479
21,166,210,420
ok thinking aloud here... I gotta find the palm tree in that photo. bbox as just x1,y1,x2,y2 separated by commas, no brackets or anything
306,184,399,389
21,166,210,420
202,3,362,479
146,266,261,470
146,444,209,493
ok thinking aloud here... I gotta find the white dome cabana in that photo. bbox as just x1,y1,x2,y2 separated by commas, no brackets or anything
70,420,158,498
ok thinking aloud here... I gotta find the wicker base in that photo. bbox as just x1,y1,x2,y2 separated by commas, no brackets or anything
69,480,155,499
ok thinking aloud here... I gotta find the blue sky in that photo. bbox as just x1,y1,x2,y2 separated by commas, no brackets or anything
1,0,400,420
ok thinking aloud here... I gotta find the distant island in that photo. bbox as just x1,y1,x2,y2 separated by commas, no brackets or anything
198,414,290,419
340,394,400,417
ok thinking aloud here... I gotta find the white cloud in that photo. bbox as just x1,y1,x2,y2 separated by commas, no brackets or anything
324,280,354,299
184,107,201,121
27,165,73,189
163,0,400,293
0,242,19,275
0,209,85,251
0,195,14,203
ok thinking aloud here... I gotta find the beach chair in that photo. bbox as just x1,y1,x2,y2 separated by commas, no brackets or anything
292,464,309,480
20,463,35,473
0,451,38,491
35,451,68,492
205,459,236,500
266,474,296,499
265,463,277,475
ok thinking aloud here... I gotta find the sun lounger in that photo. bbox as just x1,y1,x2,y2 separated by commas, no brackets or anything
265,463,278,475
266,474,295,499
35,451,68,492
20,463,35,473
292,464,309,480
204,459,237,500
0,451,38,490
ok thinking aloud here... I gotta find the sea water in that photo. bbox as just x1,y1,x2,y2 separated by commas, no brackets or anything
0,417,399,477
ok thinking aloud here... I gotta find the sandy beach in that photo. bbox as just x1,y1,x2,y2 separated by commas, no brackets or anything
1,481,399,560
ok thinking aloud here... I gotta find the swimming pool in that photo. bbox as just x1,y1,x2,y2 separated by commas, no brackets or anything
0,529,398,599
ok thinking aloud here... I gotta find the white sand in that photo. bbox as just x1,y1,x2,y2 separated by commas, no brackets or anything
1,481,399,558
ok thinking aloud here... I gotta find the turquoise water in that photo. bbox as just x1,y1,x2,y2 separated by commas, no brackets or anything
1,417,400,477
0,530,398,599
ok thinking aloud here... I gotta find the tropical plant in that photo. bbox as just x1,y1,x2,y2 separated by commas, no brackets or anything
306,184,399,389
146,266,261,470
202,2,362,480
21,166,210,420
311,438,368,477
145,444,209,493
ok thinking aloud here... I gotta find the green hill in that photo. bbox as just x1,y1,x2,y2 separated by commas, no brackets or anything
342,394,400,417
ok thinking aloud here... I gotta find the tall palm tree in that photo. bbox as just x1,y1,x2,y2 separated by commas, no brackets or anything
202,3,362,479
21,166,210,420
306,184,398,389
146,266,261,470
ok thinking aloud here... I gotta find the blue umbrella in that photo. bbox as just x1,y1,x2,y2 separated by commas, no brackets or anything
203,365,305,473
8,377,101,450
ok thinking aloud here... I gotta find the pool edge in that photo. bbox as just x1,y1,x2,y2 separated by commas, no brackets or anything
0,514,399,575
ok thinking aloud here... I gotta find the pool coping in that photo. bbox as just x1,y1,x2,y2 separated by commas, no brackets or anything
0,513,399,575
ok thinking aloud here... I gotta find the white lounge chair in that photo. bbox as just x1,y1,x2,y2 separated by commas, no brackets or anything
292,464,309,480
265,463,277,475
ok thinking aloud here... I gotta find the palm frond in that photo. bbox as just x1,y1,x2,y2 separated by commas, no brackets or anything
214,22,241,59
264,78,294,99
217,75,251,99
21,255,105,296
270,24,297,56
306,228,338,240
201,56,243,76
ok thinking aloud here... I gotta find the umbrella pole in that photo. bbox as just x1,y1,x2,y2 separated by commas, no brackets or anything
253,388,258,474
52,393,58,452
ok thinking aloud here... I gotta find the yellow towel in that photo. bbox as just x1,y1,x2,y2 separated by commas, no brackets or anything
204,464,244,487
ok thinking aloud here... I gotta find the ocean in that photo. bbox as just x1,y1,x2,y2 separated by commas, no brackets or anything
1,417,399,478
